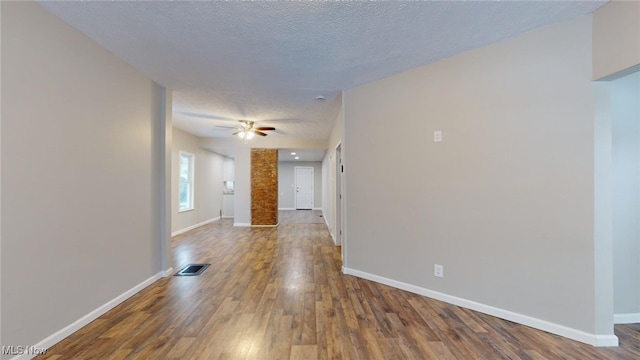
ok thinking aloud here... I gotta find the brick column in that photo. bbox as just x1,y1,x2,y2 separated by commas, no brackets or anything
251,148,278,226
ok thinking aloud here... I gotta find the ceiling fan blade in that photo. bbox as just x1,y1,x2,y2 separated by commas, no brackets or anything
216,125,237,129
231,131,242,135
255,126,276,131
253,130,268,136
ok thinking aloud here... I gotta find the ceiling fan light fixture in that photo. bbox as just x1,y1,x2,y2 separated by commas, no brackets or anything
230,119,275,140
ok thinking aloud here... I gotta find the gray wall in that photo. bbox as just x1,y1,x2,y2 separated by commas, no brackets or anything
171,127,224,234
592,0,640,336
278,161,322,209
611,71,640,316
322,107,344,244
1,2,164,353
592,1,640,80
343,15,596,334
223,157,235,181
233,148,251,226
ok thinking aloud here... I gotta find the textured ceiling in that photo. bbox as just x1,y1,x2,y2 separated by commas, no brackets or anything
279,149,328,163
38,1,606,141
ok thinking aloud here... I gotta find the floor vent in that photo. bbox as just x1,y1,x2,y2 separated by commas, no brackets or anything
174,264,210,276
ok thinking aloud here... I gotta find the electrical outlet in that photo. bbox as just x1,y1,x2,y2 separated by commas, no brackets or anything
434,264,444,278
434,130,442,142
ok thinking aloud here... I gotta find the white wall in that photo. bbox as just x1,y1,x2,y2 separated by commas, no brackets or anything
223,157,235,181
593,80,615,335
171,127,225,235
322,157,329,226
611,72,640,318
233,147,251,226
593,0,640,80
343,15,602,343
222,157,235,218
278,161,322,209
1,1,4,350
592,0,640,336
1,2,166,354
322,106,344,244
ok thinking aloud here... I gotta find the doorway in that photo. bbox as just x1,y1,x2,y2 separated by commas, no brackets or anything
335,143,343,247
295,166,314,209
594,70,640,335
610,71,640,324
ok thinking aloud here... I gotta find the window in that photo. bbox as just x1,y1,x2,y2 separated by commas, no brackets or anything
179,151,194,212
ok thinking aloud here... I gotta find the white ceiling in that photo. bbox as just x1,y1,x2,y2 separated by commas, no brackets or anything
198,148,326,162
279,149,327,163
38,0,605,142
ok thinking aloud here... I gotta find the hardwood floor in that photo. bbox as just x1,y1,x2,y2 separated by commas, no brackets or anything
39,215,639,359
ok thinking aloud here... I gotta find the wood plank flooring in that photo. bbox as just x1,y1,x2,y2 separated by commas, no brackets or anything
39,214,639,359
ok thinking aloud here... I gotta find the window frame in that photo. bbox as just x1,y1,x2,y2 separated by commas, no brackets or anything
178,151,195,212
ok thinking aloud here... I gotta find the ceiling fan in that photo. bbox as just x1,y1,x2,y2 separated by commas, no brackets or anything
228,120,276,140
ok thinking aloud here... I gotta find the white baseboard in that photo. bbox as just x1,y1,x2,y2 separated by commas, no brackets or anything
278,208,322,211
593,334,620,347
342,267,619,347
161,267,174,278
329,231,337,246
233,222,251,227
12,271,165,360
221,215,234,219
171,217,219,237
614,312,640,324
251,223,279,227
320,210,338,246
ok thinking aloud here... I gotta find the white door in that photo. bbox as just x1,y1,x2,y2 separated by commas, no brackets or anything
295,167,314,209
